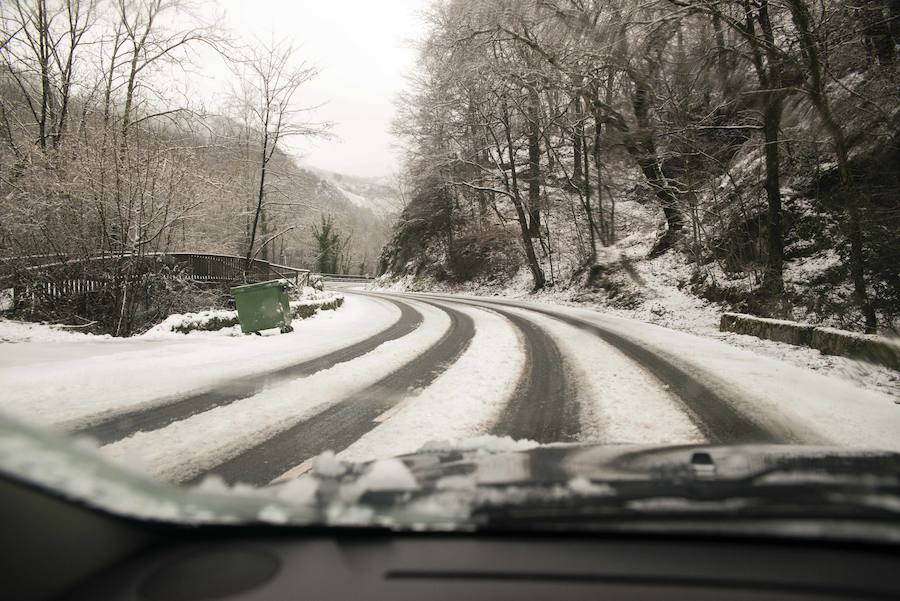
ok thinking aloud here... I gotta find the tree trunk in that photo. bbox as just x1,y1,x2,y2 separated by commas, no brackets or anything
761,93,784,294
753,0,785,295
583,126,597,261
572,97,583,185
592,99,606,245
467,100,487,224
245,126,269,280
526,86,542,238
627,84,685,255
502,103,545,290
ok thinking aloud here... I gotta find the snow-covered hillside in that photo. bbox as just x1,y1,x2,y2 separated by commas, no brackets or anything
305,167,402,219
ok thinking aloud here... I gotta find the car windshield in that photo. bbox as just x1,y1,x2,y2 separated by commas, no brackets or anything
0,0,898,538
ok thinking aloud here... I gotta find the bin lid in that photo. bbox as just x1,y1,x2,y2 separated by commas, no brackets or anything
230,279,290,293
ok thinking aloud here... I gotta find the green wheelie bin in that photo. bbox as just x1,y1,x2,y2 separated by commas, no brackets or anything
231,279,295,335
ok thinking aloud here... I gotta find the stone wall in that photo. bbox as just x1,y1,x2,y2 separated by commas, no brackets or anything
720,313,900,371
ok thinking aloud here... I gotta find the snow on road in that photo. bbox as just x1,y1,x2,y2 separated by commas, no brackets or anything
4,287,900,488
102,298,452,482
494,305,704,446
0,294,399,430
337,302,524,464
542,304,900,451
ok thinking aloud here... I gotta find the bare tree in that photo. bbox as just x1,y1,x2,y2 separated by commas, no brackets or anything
0,0,96,151
232,38,326,279
783,0,877,331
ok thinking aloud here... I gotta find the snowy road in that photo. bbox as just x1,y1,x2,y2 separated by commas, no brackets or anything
2,288,899,486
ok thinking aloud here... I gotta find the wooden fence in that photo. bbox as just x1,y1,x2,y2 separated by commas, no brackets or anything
163,253,310,285
0,252,310,305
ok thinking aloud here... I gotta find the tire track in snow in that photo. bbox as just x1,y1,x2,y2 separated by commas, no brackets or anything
334,301,524,465
103,298,453,483
187,297,475,486
481,303,704,445
415,294,784,445
74,296,423,445
416,294,579,444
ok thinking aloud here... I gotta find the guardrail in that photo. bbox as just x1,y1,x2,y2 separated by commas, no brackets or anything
317,273,373,282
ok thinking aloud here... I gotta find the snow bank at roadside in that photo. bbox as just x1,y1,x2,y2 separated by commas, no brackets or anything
142,286,344,337
143,309,241,337
0,319,112,343
291,285,341,305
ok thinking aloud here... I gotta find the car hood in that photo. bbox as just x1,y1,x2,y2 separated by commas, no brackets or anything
396,441,900,487
1,414,899,542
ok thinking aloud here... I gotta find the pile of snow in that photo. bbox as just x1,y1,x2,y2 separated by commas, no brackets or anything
339,458,420,504
143,287,344,337
0,319,112,343
143,309,240,337
290,285,341,306
418,436,540,454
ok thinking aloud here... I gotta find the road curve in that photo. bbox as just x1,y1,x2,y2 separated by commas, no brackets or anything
414,293,790,445
67,286,841,487
74,296,423,445
194,287,788,488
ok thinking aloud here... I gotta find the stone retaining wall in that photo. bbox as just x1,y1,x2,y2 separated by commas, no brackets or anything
720,313,900,371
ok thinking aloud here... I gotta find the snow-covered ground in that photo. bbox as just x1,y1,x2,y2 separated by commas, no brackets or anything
560,249,899,399
2,283,899,487
0,293,396,430
375,245,900,400
496,304,703,445
104,298,452,482
0,318,113,343
544,303,900,450
550,250,900,400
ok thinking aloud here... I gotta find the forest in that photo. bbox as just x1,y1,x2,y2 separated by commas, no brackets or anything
380,0,900,334
0,0,395,334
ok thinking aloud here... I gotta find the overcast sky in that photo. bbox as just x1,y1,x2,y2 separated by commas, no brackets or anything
194,0,428,179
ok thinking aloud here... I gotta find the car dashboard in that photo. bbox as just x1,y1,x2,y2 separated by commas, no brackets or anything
4,475,900,601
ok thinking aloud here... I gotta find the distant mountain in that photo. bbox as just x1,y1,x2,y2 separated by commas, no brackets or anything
145,113,402,274
303,167,402,219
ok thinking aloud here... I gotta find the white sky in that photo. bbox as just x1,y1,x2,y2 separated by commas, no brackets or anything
191,0,428,178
